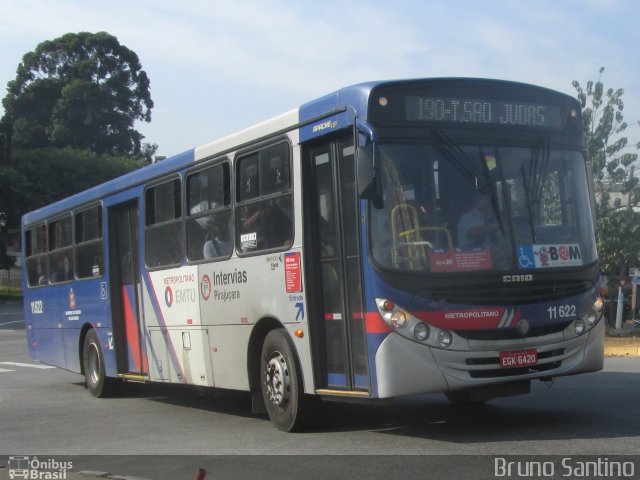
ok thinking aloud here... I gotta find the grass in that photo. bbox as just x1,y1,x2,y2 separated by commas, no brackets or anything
0,287,22,298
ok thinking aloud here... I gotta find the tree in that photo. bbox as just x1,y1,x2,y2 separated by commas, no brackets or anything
573,68,640,321
1,32,154,156
597,209,640,273
0,148,147,230
573,67,639,215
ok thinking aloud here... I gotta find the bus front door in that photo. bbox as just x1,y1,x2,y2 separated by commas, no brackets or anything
305,134,369,392
108,201,148,376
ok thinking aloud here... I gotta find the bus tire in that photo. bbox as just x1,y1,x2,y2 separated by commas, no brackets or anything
260,328,310,432
83,329,116,397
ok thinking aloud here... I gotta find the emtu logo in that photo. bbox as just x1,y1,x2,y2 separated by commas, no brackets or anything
165,286,174,308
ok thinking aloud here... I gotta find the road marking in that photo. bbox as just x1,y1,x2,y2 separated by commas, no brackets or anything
0,362,55,369
0,320,23,326
0,368,14,373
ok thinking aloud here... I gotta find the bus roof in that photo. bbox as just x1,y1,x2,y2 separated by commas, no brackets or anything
21,82,377,226
22,148,195,226
22,77,577,227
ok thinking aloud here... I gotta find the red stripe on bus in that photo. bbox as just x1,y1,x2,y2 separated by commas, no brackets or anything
365,312,392,334
122,287,143,372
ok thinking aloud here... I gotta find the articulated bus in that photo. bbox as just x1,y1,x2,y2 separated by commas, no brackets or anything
22,78,604,431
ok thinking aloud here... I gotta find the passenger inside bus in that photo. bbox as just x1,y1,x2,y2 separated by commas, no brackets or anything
239,198,292,251
203,224,232,259
53,254,74,282
29,258,47,286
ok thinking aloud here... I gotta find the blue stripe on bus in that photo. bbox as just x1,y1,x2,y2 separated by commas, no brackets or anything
326,373,371,391
327,373,347,388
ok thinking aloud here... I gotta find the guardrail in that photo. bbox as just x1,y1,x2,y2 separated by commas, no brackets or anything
0,267,22,294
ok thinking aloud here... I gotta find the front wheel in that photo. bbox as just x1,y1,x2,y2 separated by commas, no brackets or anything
260,329,312,432
83,329,117,397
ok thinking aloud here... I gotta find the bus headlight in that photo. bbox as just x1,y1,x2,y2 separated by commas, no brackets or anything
585,309,598,326
376,298,457,348
594,297,604,313
438,330,453,347
390,310,408,328
574,318,586,335
413,322,430,341
583,297,604,327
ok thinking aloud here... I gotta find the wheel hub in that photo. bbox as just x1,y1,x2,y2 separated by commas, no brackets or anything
265,352,290,407
87,344,100,384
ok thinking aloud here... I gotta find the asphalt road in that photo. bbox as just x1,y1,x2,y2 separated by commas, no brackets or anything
1,300,639,479
0,300,23,330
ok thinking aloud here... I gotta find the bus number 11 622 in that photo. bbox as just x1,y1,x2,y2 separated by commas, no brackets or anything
547,304,576,319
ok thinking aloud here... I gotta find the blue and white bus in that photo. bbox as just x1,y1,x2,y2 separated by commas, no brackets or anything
22,78,604,431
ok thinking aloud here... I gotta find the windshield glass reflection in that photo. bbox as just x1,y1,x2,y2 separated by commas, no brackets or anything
369,143,596,273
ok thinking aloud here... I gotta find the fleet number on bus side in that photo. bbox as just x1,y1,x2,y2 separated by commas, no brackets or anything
30,300,44,314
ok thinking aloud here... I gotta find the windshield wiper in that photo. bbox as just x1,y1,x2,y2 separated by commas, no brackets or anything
433,130,490,192
479,146,505,235
521,137,551,243
433,130,504,233
521,163,537,243
534,138,551,205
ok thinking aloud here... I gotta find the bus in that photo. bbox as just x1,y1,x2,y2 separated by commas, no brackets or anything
21,78,604,431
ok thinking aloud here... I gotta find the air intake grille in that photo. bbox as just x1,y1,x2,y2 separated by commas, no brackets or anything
421,280,592,306
458,322,570,341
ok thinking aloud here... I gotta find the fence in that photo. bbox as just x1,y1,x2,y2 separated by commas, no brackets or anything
0,267,22,294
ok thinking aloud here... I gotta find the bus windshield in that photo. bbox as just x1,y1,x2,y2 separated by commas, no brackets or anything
369,142,597,273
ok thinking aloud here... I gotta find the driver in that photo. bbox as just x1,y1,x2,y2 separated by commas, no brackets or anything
457,192,499,248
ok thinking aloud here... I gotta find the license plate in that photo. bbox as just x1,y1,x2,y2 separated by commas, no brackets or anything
499,348,538,369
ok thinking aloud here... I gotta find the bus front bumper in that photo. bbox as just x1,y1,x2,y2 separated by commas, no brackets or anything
374,319,604,398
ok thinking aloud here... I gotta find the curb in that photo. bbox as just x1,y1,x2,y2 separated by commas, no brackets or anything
604,346,640,357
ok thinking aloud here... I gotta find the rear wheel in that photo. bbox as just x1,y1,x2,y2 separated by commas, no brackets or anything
260,329,312,432
83,329,117,397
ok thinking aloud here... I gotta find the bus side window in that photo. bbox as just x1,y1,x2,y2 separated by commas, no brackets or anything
51,251,73,282
145,178,184,268
75,205,104,278
186,162,233,262
235,142,292,254
261,197,292,248
48,216,74,283
25,225,48,287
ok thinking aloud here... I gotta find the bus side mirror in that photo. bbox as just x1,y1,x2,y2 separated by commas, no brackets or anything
356,121,382,206
357,143,376,199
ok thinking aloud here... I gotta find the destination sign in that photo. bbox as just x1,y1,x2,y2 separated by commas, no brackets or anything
405,96,565,129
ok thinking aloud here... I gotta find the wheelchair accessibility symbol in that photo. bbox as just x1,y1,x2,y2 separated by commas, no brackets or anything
518,247,535,269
